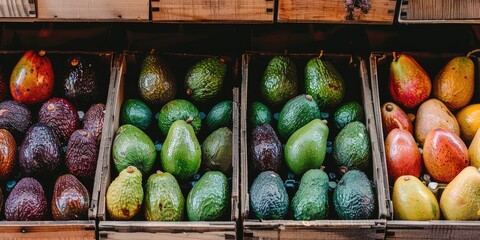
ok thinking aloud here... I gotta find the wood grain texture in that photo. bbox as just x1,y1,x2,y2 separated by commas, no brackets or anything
278,0,396,24
100,230,235,240
400,0,480,21
0,0,36,17
0,221,95,240
386,220,480,239
37,0,148,20
151,0,274,23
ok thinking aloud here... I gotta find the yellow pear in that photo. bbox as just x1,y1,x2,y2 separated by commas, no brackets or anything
469,129,480,168
392,175,440,220
440,166,480,220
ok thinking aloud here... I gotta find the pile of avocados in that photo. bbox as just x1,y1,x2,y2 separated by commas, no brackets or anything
107,51,233,221
0,50,109,221
248,54,376,221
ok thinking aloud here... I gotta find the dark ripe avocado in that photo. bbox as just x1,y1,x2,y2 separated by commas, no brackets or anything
305,57,345,109
157,99,201,136
83,103,106,146
112,124,156,174
0,129,17,180
38,98,80,145
66,129,98,181
5,177,47,221
202,127,233,176
63,56,100,108
187,171,229,221
0,100,32,136
250,171,289,220
19,123,63,177
52,174,90,220
333,121,371,173
10,50,54,105
138,51,177,104
205,100,233,131
261,56,298,107
120,99,152,131
333,170,375,220
185,58,227,102
277,94,321,140
249,124,283,174
144,171,184,221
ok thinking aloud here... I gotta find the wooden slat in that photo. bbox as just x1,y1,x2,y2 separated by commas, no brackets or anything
0,0,36,18
278,0,396,24
151,0,274,23
399,0,480,23
37,0,149,20
386,221,480,239
0,221,95,240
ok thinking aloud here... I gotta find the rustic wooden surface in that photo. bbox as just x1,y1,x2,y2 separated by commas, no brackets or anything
278,0,396,24
0,221,95,240
386,221,480,239
151,0,274,23
400,0,480,22
37,0,149,20
0,0,35,18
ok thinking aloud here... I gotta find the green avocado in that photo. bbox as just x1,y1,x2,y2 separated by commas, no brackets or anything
261,56,298,106
333,170,375,220
333,101,364,130
305,57,345,109
202,127,233,176
161,119,201,181
205,100,232,131
187,171,229,221
284,119,328,176
332,121,371,172
249,101,272,128
138,52,176,104
106,166,143,220
157,99,201,136
291,169,329,220
185,58,227,102
250,171,289,220
144,171,184,221
120,99,153,130
112,124,156,174
277,94,321,140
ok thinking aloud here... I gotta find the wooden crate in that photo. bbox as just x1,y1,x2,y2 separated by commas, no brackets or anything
398,0,480,24
97,52,240,239
151,0,275,23
0,50,116,239
277,0,397,24
240,52,388,240
369,52,480,239
0,0,36,18
37,0,149,21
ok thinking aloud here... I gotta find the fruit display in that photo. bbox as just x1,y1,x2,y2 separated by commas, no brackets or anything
372,51,480,221
104,51,236,222
0,51,111,222
243,53,378,222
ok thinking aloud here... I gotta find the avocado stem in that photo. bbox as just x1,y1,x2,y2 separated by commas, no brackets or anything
219,58,225,63
385,103,393,112
38,50,46,57
150,49,155,55
339,166,349,175
466,49,480,58
186,117,193,124
127,166,134,173
320,166,325,171
318,50,324,59
186,88,193,96
156,170,163,174
305,95,313,101
47,104,55,111
392,52,398,61
71,58,79,67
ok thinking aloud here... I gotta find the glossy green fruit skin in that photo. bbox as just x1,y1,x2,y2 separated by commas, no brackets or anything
333,121,371,172
187,171,229,221
144,171,184,221
291,169,329,220
121,99,153,131
305,57,345,109
202,127,233,176
261,56,298,106
334,101,364,129
138,53,176,104
285,119,328,176
250,171,289,220
161,120,201,181
185,58,227,102
277,94,321,140
206,100,233,131
157,99,201,136
249,101,272,128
